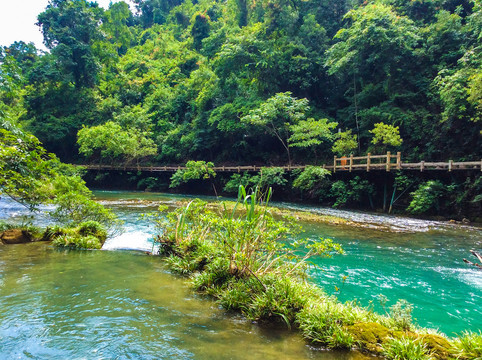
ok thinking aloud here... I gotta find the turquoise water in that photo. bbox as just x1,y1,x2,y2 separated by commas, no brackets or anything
1,190,481,358
304,223,482,335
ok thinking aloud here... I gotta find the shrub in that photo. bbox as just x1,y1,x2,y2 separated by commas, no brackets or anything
77,221,107,242
169,161,216,188
407,180,445,214
50,222,107,249
223,173,255,193
330,177,375,208
292,166,331,197
251,167,287,189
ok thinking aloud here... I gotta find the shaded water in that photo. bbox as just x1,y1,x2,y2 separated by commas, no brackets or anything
1,191,481,358
0,243,365,359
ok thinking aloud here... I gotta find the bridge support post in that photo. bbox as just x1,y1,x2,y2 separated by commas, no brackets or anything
386,151,391,172
367,153,371,172
333,156,337,173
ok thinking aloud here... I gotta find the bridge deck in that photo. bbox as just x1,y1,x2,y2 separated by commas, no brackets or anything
81,160,482,173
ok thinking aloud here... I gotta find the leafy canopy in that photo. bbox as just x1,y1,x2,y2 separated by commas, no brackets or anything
77,121,157,163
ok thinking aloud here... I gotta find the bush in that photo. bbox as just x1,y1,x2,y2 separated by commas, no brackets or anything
330,177,375,208
223,173,254,193
77,221,107,242
407,180,445,214
292,166,331,198
50,222,107,249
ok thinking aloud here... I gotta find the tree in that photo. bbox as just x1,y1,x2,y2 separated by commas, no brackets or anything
369,122,403,153
2,41,38,75
133,0,183,28
191,13,211,51
292,166,331,199
169,160,218,196
325,3,421,147
0,122,118,229
77,121,157,164
102,1,136,56
37,0,104,88
242,92,309,164
288,118,338,156
0,50,26,122
331,130,357,156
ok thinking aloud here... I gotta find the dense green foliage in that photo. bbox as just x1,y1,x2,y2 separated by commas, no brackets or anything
0,120,119,244
50,220,108,249
0,0,479,164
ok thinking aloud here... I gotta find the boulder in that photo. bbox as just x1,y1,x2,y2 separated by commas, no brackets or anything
0,229,32,244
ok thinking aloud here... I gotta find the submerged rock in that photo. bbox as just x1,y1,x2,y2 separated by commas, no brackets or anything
0,229,33,244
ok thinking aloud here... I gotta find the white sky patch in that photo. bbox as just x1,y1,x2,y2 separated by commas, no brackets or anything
0,0,135,51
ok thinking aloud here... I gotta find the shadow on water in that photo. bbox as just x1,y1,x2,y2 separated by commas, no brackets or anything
0,243,368,360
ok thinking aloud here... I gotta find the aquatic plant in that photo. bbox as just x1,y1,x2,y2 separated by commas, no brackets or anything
53,234,102,250
154,186,342,286
50,221,107,250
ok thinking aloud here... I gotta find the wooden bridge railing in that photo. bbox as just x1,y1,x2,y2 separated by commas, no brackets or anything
80,152,482,173
333,152,401,173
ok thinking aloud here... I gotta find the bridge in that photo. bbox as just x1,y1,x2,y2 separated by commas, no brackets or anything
81,152,482,173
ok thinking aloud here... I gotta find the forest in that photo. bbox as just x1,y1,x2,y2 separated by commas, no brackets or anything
0,0,481,218
1,2,482,358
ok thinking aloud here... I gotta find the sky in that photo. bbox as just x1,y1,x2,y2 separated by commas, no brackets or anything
0,0,135,51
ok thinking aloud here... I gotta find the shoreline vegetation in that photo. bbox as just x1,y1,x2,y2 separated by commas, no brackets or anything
147,186,481,360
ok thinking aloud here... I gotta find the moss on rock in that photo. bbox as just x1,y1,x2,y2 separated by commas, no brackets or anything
347,322,392,353
418,334,452,360
0,229,33,244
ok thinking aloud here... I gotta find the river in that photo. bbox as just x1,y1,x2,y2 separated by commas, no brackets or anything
1,191,481,359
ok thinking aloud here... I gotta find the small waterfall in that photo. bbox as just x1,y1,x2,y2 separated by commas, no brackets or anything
102,230,158,252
